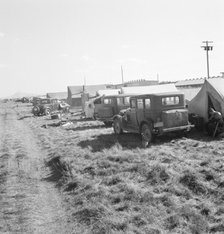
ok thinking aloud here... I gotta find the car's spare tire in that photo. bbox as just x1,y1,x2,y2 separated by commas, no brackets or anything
44,107,51,115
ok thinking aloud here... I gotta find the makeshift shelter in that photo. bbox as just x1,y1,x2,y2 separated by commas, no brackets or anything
121,83,178,95
188,78,224,122
84,89,120,118
67,84,108,109
46,92,68,101
84,96,102,119
67,86,84,107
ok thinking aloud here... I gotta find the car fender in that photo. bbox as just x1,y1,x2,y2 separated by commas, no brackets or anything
113,114,122,121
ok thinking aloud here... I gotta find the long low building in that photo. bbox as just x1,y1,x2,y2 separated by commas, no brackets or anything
46,92,68,101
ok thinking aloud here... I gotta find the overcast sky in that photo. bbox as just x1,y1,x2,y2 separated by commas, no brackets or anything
0,0,224,97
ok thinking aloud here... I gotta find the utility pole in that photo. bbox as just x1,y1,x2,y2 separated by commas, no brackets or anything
83,75,86,93
201,41,213,79
121,65,124,84
84,75,86,86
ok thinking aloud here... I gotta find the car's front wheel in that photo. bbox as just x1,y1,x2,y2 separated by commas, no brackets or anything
141,123,152,147
32,106,39,116
113,118,123,134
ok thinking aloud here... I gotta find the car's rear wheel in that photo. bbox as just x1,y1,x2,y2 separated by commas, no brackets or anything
113,118,123,134
141,123,152,147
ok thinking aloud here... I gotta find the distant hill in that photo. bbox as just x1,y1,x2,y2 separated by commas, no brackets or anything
7,92,44,99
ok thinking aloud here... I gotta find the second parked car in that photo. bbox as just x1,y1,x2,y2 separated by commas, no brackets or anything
94,94,134,126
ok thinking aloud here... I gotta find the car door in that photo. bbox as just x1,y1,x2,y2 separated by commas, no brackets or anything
99,97,114,119
143,98,152,119
126,99,139,131
136,98,144,125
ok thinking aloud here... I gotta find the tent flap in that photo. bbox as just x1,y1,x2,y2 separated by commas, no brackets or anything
188,78,224,121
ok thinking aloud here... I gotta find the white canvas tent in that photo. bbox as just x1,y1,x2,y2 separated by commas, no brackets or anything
121,84,178,95
176,87,202,103
84,96,101,119
188,78,224,122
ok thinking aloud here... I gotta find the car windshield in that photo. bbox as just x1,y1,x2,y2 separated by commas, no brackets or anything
103,98,114,105
130,99,136,108
40,99,50,104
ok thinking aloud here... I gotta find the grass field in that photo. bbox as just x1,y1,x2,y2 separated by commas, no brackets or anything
12,103,224,233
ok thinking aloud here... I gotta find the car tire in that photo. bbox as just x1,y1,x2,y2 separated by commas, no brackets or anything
141,123,152,147
32,106,39,116
113,118,123,134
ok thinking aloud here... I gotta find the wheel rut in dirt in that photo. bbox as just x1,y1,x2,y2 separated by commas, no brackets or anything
0,106,73,234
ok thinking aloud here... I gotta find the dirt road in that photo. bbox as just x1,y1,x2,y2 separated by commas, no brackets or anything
0,104,73,234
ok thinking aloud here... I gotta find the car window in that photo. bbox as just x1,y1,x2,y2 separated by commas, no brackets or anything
162,96,180,105
145,98,151,109
94,98,101,104
117,97,123,105
103,98,113,105
137,99,144,109
41,99,49,104
124,96,130,105
130,99,136,108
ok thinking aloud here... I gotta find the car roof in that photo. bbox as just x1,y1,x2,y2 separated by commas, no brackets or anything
102,93,138,98
130,91,184,98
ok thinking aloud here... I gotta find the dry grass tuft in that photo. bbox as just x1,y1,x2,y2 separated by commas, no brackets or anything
45,154,71,183
164,214,180,230
179,171,207,195
146,164,170,185
72,204,106,225
210,224,224,233
179,205,208,234
64,181,79,192
102,175,123,186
